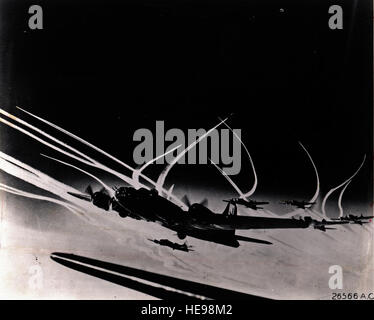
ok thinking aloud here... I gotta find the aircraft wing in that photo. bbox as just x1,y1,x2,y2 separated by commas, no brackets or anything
184,215,311,231
183,214,356,232
355,215,373,220
331,215,373,222
317,220,349,226
311,219,350,231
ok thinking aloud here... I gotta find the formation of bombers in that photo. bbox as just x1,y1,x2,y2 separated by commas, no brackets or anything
0,108,372,250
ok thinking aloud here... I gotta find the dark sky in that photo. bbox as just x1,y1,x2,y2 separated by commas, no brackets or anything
0,0,372,205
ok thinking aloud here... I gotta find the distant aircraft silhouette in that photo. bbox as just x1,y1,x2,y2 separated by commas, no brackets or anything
331,214,373,225
280,200,316,209
223,198,269,210
148,239,193,252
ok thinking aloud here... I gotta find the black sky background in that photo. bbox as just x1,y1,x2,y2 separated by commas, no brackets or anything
0,0,372,205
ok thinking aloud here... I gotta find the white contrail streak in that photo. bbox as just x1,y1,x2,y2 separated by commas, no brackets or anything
337,180,351,218
209,159,244,197
0,183,80,214
14,107,187,209
156,117,228,195
0,158,74,201
16,106,135,171
0,116,137,187
0,108,96,164
41,154,113,195
0,151,82,196
166,184,175,200
0,116,93,167
0,157,94,219
298,141,320,205
321,154,366,217
132,144,181,186
220,119,258,198
1,109,184,206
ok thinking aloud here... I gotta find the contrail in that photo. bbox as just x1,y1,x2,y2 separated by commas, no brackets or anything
0,108,96,164
17,107,188,210
209,159,244,197
321,154,366,217
0,183,81,215
132,144,181,186
0,154,152,234
298,141,320,205
41,154,114,196
209,121,258,200
12,107,152,185
0,157,94,219
0,151,101,214
156,117,228,195
337,180,351,218
0,107,187,210
0,151,83,196
0,116,94,167
166,184,175,200
0,158,77,202
0,115,141,188
220,119,257,198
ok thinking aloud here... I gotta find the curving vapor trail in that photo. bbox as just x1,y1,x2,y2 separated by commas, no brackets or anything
131,145,181,187
1,107,187,209
15,107,187,207
220,119,257,198
155,117,228,195
337,180,351,218
166,184,175,200
280,142,321,219
298,141,320,205
321,154,366,217
209,159,245,197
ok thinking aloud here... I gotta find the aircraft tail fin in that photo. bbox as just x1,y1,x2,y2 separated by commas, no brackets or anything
222,201,231,216
222,201,238,217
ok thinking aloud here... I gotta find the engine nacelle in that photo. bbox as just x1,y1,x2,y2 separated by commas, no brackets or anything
314,225,326,232
177,231,187,240
92,192,112,211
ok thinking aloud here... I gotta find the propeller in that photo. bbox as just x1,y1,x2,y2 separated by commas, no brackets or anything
182,195,191,208
68,185,109,202
67,185,113,211
85,185,94,198
199,198,208,207
182,195,208,208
